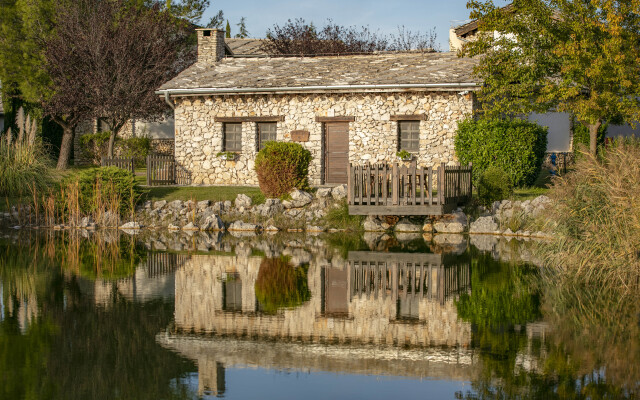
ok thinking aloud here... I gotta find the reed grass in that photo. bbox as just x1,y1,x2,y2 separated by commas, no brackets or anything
538,141,640,293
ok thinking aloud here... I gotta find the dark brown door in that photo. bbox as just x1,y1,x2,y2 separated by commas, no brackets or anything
324,122,349,184
325,267,349,316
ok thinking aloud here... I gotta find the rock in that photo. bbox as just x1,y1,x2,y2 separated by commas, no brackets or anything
182,222,199,231
363,216,390,232
255,198,283,217
433,211,467,233
331,184,348,200
167,224,180,230
470,235,499,252
224,200,232,210
470,216,499,234
228,220,259,231
169,200,183,210
184,200,195,209
153,200,167,209
79,216,94,228
503,228,515,236
394,218,422,233
422,218,433,233
264,225,279,232
316,188,332,198
235,194,252,208
197,200,210,210
119,221,141,230
396,232,422,242
201,214,225,231
306,225,325,233
284,208,304,218
284,189,313,208
144,201,152,209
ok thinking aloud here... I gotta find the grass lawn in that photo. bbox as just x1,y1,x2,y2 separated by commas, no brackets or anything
510,168,554,201
143,185,265,204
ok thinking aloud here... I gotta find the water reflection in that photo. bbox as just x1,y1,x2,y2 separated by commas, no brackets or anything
0,229,638,399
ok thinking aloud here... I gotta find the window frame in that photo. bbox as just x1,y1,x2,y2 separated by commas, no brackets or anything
256,122,277,151
398,120,420,153
223,122,242,152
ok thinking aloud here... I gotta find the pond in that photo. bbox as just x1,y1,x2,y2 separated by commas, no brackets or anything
0,229,638,399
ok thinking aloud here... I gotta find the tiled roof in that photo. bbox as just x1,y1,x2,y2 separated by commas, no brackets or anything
159,51,479,92
225,38,268,56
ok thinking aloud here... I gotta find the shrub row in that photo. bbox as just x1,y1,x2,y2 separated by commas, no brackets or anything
80,132,151,167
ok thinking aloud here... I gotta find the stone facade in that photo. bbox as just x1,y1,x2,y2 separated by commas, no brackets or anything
174,91,475,186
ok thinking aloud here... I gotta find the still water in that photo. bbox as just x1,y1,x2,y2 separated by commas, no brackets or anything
1,230,638,399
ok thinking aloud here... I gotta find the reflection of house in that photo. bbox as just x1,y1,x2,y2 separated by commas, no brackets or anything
162,250,474,396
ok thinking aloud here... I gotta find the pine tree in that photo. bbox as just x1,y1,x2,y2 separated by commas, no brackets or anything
225,20,231,38
235,17,249,38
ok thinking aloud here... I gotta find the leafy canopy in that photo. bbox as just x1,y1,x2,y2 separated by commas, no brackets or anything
461,0,640,153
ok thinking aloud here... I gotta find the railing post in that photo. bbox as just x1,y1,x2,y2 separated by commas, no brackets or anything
392,163,399,205
468,162,473,201
348,163,353,205
439,162,446,205
146,155,150,186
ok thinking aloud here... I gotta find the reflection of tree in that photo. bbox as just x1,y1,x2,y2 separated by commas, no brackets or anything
0,233,198,400
255,257,311,314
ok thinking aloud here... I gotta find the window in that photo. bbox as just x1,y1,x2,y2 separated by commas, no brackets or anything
224,123,242,152
257,122,277,150
399,121,420,152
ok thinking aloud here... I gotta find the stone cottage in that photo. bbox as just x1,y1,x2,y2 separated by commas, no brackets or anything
157,29,480,186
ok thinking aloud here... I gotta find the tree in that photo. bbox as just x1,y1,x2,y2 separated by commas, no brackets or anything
225,19,231,37
462,0,640,155
206,9,224,28
162,0,210,24
235,17,249,38
45,0,194,161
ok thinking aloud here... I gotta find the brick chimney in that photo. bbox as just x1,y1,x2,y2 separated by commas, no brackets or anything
196,28,226,63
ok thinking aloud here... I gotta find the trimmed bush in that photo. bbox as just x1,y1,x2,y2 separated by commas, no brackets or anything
61,167,144,216
455,118,547,187
255,141,312,197
255,257,311,314
477,166,513,208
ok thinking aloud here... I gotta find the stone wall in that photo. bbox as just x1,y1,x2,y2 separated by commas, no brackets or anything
173,91,474,186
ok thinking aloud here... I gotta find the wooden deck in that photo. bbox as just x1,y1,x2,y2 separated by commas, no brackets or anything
348,162,472,215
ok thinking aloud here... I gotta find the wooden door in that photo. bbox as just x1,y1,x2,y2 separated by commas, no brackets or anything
324,267,349,316
324,122,349,184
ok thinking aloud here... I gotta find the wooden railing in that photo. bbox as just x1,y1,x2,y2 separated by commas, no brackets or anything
146,155,191,186
101,157,135,173
348,162,472,215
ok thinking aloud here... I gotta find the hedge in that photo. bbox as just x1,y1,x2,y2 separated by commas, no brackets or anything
454,118,547,187
255,141,312,198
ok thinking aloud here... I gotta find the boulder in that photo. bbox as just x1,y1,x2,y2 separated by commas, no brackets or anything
119,221,141,230
306,225,326,233
182,222,199,231
197,200,211,210
255,198,284,217
331,184,348,200
264,225,279,232
153,200,167,210
201,214,225,231
235,194,252,208
168,200,183,210
79,216,94,228
286,189,313,208
433,211,467,233
167,224,180,230
228,220,259,231
469,216,499,234
394,218,422,233
316,187,332,198
422,218,433,233
363,216,390,232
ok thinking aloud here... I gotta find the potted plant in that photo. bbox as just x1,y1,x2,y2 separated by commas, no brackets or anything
396,150,413,161
216,151,238,161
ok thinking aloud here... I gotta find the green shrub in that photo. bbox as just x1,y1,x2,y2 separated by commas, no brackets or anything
61,167,144,216
119,136,151,168
455,118,547,187
255,142,312,197
80,132,151,167
477,166,513,207
255,256,311,314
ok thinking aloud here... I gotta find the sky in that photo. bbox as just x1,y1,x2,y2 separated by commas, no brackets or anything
201,0,485,51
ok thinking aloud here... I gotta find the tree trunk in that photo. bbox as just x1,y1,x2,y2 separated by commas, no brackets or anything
56,125,74,170
107,130,116,158
588,121,602,156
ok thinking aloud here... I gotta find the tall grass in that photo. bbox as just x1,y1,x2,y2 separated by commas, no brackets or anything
539,141,640,292
0,108,51,197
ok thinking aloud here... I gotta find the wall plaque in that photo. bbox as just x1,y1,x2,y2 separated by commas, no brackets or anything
291,130,310,142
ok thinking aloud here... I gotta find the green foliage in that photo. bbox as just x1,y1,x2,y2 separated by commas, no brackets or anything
477,166,513,207
61,167,144,216
455,118,548,187
462,0,640,153
80,132,151,167
255,141,312,197
255,256,311,314
322,201,364,231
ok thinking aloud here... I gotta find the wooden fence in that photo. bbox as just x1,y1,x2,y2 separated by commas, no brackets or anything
348,162,472,215
101,157,135,173
146,155,191,186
